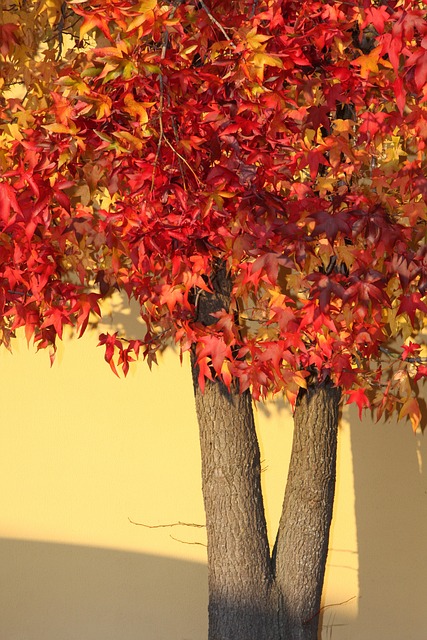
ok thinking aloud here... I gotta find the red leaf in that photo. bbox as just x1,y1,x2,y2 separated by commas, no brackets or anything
346,388,371,419
414,51,427,92
392,76,406,116
0,182,21,224
198,334,231,376
398,293,427,325
98,332,121,377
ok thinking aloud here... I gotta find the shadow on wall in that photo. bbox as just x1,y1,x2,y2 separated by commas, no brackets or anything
349,407,427,640
0,538,208,640
0,537,354,640
94,295,152,343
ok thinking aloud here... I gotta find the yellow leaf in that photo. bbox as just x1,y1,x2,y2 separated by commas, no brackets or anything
317,175,336,195
399,397,422,433
248,52,283,82
245,28,272,50
123,94,148,123
217,191,235,198
113,131,144,150
333,119,353,134
334,37,344,56
43,122,76,134
293,371,307,389
252,52,283,69
127,0,157,31
94,95,112,119
352,46,382,79
45,0,63,27
137,0,157,11
3,122,23,141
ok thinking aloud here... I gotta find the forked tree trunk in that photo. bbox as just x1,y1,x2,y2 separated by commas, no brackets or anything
274,382,342,640
191,266,341,640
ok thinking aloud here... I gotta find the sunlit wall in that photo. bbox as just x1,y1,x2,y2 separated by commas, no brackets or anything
0,312,425,639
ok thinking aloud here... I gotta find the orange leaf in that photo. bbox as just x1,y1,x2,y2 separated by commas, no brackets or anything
351,46,381,79
399,397,421,433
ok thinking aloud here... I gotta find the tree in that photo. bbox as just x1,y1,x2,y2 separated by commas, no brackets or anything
2,1,427,638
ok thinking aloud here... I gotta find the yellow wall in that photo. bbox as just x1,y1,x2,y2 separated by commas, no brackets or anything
0,311,426,639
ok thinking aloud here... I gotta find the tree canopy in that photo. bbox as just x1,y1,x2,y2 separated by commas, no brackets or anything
1,0,427,427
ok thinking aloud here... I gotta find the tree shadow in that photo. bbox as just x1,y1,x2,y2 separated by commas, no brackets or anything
94,294,147,341
0,537,352,640
0,538,208,640
349,406,427,639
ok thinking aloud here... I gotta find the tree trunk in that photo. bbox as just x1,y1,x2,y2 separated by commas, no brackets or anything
273,382,342,640
191,264,341,640
191,264,277,640
192,373,277,640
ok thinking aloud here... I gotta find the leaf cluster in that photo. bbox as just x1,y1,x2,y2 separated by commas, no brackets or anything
2,0,427,429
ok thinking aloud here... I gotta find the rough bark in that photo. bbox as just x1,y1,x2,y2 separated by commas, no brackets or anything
191,264,341,640
274,382,342,640
191,265,276,640
192,372,277,640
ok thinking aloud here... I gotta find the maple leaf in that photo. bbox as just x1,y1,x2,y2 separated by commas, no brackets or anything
0,23,19,57
307,273,346,312
309,210,350,241
401,342,421,361
197,334,231,377
98,332,122,377
351,47,382,79
0,182,22,224
392,76,407,116
398,293,427,325
118,345,136,377
414,50,427,92
247,52,283,82
71,5,112,40
414,365,427,383
361,6,390,35
345,388,371,419
306,105,331,133
399,397,422,433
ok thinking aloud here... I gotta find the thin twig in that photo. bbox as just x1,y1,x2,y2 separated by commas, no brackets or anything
250,0,258,18
151,30,169,192
56,1,68,60
171,115,187,190
150,83,165,192
379,345,427,363
170,535,207,547
198,0,236,48
303,596,357,625
163,136,202,185
128,517,205,529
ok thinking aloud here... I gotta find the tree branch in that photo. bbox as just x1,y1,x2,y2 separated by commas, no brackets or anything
128,517,205,529
170,534,207,547
198,0,236,47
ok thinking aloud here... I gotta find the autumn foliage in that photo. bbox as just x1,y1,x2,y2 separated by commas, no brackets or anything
2,0,427,428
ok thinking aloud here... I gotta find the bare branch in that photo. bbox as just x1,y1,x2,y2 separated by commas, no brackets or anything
128,517,205,529
170,535,207,547
303,596,357,625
